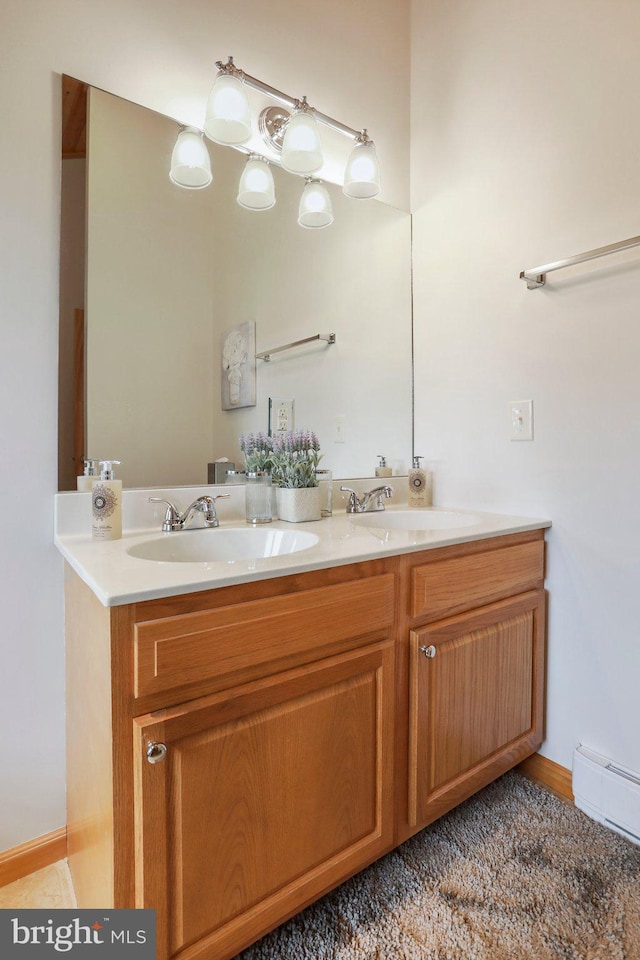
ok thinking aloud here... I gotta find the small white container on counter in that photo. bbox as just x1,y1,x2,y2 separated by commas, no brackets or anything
77,458,100,492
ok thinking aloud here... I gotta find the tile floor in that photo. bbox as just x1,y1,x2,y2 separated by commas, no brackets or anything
0,861,76,908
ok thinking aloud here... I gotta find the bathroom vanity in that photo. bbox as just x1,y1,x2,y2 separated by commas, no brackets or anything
58,497,548,960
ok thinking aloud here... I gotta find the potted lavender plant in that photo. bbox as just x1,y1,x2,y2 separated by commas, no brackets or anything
239,432,273,473
270,430,323,522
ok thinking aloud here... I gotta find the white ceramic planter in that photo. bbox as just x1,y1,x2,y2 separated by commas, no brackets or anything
276,486,322,523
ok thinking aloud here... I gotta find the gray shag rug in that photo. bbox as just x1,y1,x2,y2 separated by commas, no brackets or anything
236,771,640,960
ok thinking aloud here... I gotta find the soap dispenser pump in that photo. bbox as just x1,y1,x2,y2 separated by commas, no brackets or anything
77,458,100,492
408,456,432,507
92,460,122,540
375,455,392,478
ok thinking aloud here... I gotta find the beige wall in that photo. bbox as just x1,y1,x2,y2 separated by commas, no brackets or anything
411,0,640,773
214,176,412,477
0,0,410,850
86,88,218,488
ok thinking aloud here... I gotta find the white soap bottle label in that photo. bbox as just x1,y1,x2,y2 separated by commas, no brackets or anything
92,460,122,540
408,456,433,507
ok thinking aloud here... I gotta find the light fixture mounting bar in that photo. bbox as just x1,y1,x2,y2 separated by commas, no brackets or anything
216,58,362,141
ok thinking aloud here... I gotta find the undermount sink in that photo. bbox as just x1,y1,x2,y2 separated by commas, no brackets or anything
127,527,320,563
349,509,480,531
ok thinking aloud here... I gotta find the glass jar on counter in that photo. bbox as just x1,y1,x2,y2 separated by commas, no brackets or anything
245,471,272,524
225,470,246,485
314,469,333,517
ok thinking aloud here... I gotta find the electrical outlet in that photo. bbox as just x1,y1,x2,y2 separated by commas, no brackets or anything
269,397,294,435
334,414,346,443
509,400,533,441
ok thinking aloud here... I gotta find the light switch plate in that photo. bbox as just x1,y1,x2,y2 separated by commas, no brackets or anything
509,400,533,441
269,397,294,435
334,414,346,443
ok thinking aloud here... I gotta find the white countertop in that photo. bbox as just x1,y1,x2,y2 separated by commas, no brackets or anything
55,484,551,607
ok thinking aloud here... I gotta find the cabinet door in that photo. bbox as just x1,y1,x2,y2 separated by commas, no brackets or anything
133,641,394,960
408,590,545,828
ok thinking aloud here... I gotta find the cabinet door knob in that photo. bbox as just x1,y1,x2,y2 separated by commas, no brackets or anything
146,740,167,764
419,644,436,659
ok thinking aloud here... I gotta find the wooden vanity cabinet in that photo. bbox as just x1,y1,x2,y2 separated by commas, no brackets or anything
66,560,397,960
401,530,546,834
65,528,546,960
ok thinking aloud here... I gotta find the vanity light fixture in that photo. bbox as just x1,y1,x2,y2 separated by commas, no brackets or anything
280,97,323,175
343,131,381,199
298,179,333,229
169,56,382,224
237,155,276,210
169,126,213,189
204,57,252,145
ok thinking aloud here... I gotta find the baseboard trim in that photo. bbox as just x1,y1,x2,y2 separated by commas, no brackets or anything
0,762,573,888
518,753,574,803
0,761,572,889
0,827,68,888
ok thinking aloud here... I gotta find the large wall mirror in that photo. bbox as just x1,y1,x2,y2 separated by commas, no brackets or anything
58,78,413,490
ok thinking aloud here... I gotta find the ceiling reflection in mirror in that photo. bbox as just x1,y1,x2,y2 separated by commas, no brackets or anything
58,81,412,490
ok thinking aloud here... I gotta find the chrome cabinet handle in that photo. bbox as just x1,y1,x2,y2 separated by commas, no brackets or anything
419,644,436,659
146,741,167,764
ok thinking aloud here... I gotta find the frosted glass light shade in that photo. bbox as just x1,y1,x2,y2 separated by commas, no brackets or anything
281,111,323,174
343,138,381,199
204,73,251,145
298,180,333,229
169,127,213,189
237,157,276,210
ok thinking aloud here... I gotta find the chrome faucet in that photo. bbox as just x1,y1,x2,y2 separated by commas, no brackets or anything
149,495,230,532
339,484,394,514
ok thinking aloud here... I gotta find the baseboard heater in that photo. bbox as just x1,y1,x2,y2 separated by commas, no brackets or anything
573,744,640,846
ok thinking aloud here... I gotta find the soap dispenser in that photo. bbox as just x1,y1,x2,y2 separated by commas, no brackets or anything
408,456,432,507
375,455,392,478
92,460,122,540
77,458,100,492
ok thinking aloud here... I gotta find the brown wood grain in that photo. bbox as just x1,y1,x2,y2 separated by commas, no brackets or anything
408,590,545,828
110,602,137,908
411,538,544,621
0,828,67,888
65,566,115,907
62,75,87,159
134,574,395,702
133,558,393,621
133,643,395,960
72,308,85,470
519,753,573,802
